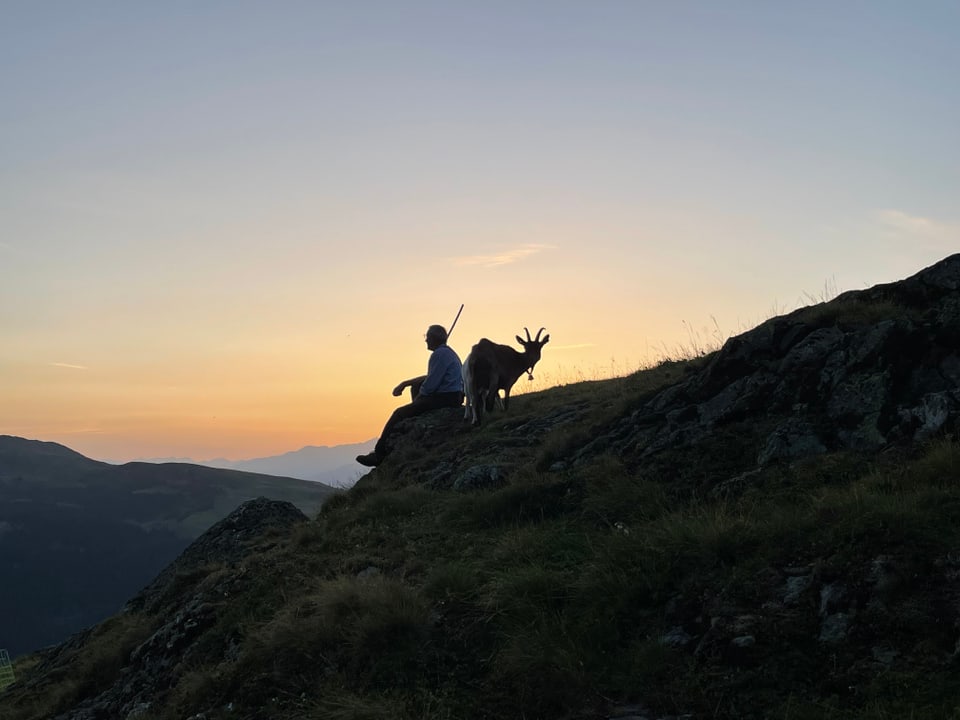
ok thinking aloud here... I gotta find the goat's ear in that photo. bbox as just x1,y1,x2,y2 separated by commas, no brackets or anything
541,334,550,345
516,335,526,346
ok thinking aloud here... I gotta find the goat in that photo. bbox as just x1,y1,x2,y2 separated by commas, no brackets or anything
463,327,550,425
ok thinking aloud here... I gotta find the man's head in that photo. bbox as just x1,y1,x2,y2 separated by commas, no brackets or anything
425,324,447,350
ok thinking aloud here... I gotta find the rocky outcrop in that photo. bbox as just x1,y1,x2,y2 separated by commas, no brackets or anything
563,254,960,477
655,548,960,687
128,497,306,614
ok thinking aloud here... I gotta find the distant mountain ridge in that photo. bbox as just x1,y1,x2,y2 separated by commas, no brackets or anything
0,436,337,657
132,440,376,488
0,436,103,483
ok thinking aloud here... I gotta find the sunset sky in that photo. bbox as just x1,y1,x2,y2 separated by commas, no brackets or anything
2,2,958,463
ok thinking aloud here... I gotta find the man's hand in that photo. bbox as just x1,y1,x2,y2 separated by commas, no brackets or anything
393,375,426,399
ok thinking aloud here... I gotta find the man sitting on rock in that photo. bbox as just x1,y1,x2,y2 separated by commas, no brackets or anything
356,324,464,467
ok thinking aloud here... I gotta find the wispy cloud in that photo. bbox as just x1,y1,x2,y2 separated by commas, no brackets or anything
451,243,556,268
62,428,104,435
876,210,959,247
50,362,88,370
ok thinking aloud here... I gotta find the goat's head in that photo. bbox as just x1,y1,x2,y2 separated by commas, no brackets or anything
515,327,550,368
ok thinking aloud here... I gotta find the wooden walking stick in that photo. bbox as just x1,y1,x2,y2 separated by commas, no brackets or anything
447,303,464,338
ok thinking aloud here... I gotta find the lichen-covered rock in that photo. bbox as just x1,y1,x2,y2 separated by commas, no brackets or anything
560,254,960,483
659,626,693,648
453,464,506,491
758,418,827,465
130,497,307,613
819,613,851,644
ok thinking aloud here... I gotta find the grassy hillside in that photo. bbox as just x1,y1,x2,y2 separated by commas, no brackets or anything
5,379,959,719
2,255,959,719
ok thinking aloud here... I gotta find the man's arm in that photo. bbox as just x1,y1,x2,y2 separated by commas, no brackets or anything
393,375,426,400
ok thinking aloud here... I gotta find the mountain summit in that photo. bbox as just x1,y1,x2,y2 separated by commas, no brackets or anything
3,255,960,719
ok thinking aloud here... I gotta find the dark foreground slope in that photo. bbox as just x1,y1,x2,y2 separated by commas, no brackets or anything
0,438,335,657
2,255,959,720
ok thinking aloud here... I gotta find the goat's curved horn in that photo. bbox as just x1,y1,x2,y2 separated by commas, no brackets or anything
524,327,532,342
535,327,546,341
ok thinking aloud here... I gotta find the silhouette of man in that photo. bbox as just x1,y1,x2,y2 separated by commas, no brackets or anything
356,324,463,467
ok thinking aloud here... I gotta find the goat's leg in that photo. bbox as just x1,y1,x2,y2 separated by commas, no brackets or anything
462,363,474,421
484,375,498,413
465,389,477,423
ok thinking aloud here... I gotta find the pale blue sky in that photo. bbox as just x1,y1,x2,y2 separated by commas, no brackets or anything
2,2,957,460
